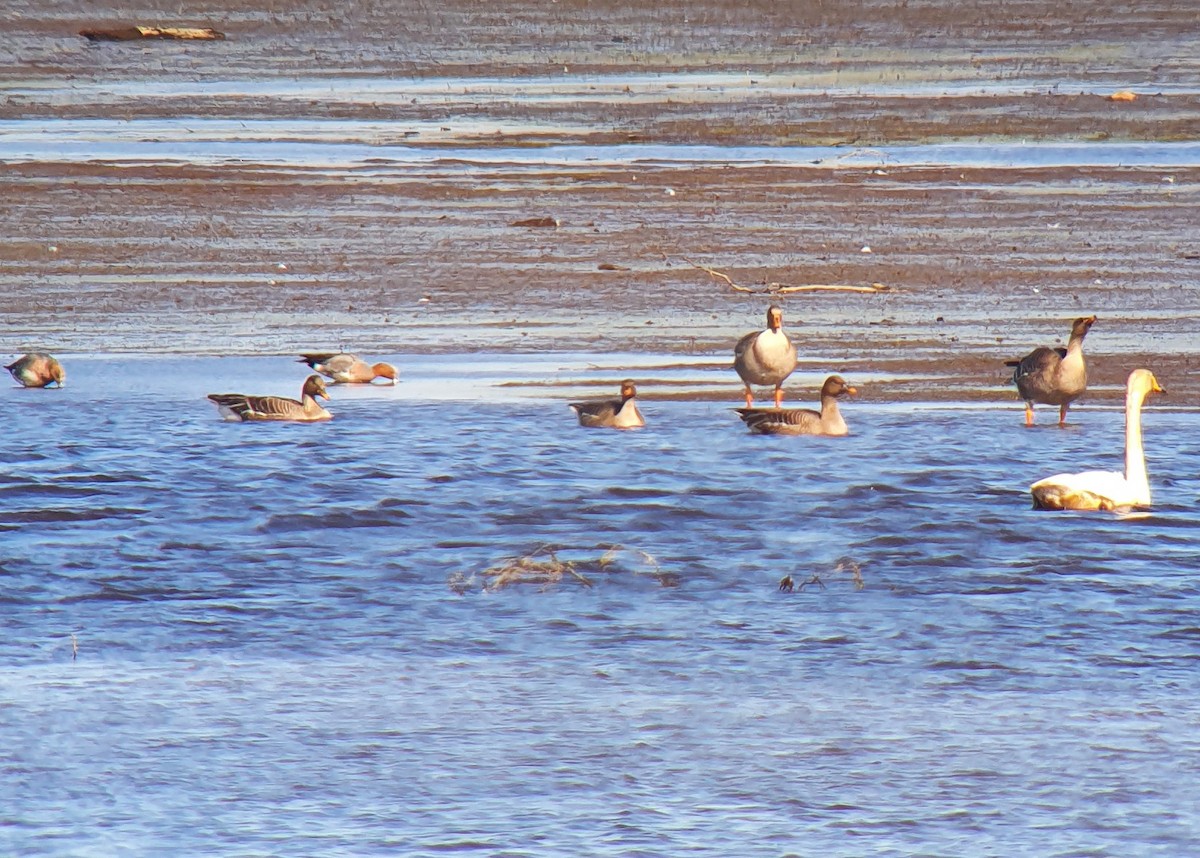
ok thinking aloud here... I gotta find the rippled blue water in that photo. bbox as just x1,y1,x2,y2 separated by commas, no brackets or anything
4,356,1200,856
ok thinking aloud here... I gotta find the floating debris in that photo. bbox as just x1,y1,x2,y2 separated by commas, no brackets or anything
510,216,559,228
81,25,226,41
779,557,865,593
450,544,675,593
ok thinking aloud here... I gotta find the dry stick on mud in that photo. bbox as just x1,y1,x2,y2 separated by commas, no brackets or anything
677,256,890,295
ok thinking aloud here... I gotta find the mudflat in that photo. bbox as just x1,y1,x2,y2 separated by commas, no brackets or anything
2,0,1198,402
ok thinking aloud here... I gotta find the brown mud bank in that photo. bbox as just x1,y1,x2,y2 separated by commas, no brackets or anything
2,0,1198,403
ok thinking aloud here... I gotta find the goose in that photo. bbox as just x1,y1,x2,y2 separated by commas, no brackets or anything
5,352,66,388
1006,315,1096,425
298,352,398,384
734,305,798,408
208,374,332,422
1030,368,1164,511
735,375,856,435
569,379,645,429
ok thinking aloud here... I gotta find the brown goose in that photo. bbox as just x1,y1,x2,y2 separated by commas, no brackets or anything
5,352,66,388
1006,315,1096,426
735,375,856,436
208,374,332,422
569,379,645,429
734,305,798,408
1030,369,1164,510
298,352,398,384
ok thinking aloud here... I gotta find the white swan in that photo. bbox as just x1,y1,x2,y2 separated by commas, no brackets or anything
1030,369,1164,511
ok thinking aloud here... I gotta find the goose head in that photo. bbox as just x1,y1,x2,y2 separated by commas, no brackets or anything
50,360,66,387
373,362,399,384
822,375,857,398
620,379,638,401
303,374,330,401
1072,315,1097,338
767,305,784,333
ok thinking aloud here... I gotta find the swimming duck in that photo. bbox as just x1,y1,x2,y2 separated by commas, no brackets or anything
735,375,856,435
297,352,398,384
5,352,66,388
569,379,645,429
208,374,332,422
734,305,798,408
1030,368,1163,511
1006,315,1096,426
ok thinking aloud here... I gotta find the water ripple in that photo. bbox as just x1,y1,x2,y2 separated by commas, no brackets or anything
3,356,1200,856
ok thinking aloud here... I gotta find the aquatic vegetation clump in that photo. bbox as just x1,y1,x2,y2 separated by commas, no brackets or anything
449,544,676,594
778,556,865,593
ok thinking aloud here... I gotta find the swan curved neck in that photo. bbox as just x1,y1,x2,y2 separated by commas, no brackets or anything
1125,386,1150,501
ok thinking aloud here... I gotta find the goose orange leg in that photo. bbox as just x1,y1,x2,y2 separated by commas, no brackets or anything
774,385,785,408
744,384,754,408
1058,404,1069,426
1024,404,1034,426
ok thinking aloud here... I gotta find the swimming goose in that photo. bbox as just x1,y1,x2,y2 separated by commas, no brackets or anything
1006,315,1096,425
1030,368,1164,511
735,375,856,435
569,379,645,429
208,374,332,422
734,305,798,408
298,352,398,384
5,352,66,388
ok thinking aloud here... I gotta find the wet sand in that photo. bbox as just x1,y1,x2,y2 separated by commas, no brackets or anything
3,0,1199,403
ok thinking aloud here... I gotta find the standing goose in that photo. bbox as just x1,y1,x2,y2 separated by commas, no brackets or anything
734,305,798,408
1030,368,1164,511
569,379,645,429
735,375,857,435
1006,315,1096,426
208,374,332,422
5,352,66,388
298,352,398,384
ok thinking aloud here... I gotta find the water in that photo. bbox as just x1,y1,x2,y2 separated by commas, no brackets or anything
3,355,1200,855
4,118,1199,170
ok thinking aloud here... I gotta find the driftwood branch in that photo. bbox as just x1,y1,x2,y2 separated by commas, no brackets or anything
678,256,889,295
81,26,225,41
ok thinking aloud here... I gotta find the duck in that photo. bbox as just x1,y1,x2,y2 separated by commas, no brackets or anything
208,374,332,422
1006,315,1096,426
297,352,398,384
569,379,645,429
1029,368,1164,511
735,375,856,435
734,304,798,408
5,352,66,388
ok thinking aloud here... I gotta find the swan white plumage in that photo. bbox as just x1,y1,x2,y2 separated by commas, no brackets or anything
1029,368,1164,511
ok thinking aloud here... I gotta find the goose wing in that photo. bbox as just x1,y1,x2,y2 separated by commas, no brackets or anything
569,397,622,427
735,407,822,435
298,352,339,369
733,330,758,365
208,393,306,421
